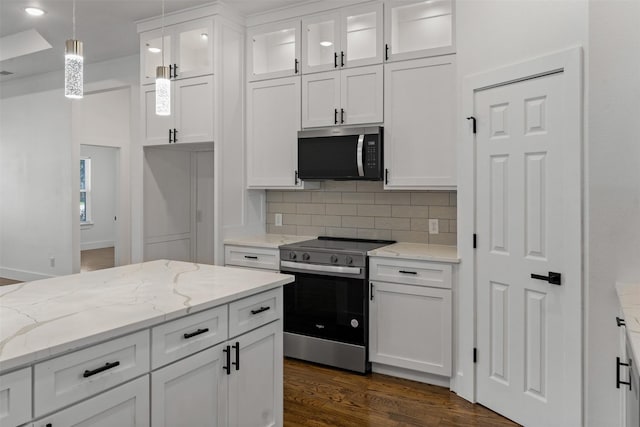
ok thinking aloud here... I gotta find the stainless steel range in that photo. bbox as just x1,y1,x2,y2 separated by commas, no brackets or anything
279,236,394,373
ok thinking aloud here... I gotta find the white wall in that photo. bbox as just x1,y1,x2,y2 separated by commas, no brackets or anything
0,90,73,280
587,2,640,426
80,145,117,251
455,0,589,403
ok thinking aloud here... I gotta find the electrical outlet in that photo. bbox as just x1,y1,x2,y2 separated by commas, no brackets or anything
49,256,55,267
275,213,283,227
428,219,439,234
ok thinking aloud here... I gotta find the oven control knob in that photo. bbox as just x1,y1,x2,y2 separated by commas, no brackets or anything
288,252,297,260
346,256,354,265
302,253,310,261
330,255,338,264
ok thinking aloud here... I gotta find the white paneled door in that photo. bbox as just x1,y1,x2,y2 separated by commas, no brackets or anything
475,71,581,426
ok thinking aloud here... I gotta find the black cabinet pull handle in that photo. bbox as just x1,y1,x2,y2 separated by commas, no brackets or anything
334,52,338,68
83,361,120,378
251,306,271,315
617,357,632,390
232,342,240,371
340,108,345,124
531,272,562,286
617,317,626,327
399,270,417,275
244,255,258,260
385,168,389,185
173,64,179,78
169,129,173,143
223,345,231,375
385,44,389,61
370,282,374,301
46,424,52,427
295,170,299,185
341,51,345,67
183,327,209,339
334,108,338,124
294,58,299,74
169,64,173,79
173,128,178,143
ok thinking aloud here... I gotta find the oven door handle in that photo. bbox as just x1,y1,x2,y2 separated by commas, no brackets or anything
280,261,361,275
357,134,365,177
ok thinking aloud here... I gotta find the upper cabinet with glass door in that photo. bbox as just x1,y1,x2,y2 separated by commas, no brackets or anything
247,20,301,81
140,18,214,85
385,0,455,62
302,2,383,74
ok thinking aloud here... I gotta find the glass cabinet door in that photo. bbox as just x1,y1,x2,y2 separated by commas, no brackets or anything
385,0,455,62
141,30,172,85
174,19,214,80
342,2,383,68
248,20,301,81
302,12,340,74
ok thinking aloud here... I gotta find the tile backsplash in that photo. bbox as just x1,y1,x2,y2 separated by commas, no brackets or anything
266,181,457,245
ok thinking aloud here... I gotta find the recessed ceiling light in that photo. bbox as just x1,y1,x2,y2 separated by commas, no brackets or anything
148,47,161,53
25,7,45,16
320,41,333,47
200,33,208,40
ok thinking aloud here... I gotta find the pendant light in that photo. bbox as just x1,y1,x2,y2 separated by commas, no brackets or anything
155,0,170,116
65,0,83,99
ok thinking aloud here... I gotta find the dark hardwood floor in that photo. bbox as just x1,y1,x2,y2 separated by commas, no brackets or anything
284,358,519,427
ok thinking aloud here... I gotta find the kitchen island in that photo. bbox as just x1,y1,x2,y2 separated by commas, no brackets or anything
0,260,293,427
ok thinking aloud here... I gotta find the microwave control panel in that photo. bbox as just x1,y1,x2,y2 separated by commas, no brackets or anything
365,138,382,176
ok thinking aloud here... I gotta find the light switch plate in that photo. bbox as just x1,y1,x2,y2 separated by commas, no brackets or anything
429,219,439,234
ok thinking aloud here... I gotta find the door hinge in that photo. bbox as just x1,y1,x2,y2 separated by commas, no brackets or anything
617,316,626,327
473,348,477,364
466,116,477,134
473,234,477,249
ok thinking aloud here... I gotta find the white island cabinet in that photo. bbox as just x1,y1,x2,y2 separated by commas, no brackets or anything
0,260,292,427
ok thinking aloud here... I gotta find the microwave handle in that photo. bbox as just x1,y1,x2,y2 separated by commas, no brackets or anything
357,135,365,177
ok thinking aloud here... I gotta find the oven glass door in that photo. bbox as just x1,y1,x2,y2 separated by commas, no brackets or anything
284,272,366,346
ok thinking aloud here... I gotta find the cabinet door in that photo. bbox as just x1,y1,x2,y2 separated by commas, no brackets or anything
369,281,451,376
302,71,340,128
301,11,341,74
248,20,301,81
385,0,455,62
34,377,149,427
228,321,283,427
341,64,383,125
151,344,227,427
247,77,302,188
0,368,31,427
142,84,174,146
384,56,456,189
175,75,214,144
173,18,214,80
342,2,384,68
140,29,172,85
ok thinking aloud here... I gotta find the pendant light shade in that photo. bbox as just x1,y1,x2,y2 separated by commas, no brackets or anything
64,0,83,99
155,65,171,116
65,39,83,99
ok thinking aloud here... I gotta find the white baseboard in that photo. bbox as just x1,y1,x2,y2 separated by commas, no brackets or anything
0,267,54,282
372,363,451,389
81,240,115,251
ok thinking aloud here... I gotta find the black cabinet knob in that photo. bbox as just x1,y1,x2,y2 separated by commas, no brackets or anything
302,253,310,261
330,255,338,264
346,256,353,265
289,252,297,260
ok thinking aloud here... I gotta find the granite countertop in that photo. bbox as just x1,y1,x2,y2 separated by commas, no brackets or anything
224,234,315,249
616,282,640,372
367,242,459,263
0,260,293,373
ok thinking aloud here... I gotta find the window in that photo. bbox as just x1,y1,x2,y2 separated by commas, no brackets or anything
80,158,92,223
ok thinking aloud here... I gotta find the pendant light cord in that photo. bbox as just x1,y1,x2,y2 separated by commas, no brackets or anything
72,0,76,39
161,0,165,67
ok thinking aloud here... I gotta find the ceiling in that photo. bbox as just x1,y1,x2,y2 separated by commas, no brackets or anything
0,0,308,82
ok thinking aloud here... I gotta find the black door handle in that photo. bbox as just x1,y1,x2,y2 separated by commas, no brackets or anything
334,52,338,68
617,317,626,327
232,341,240,371
385,168,389,185
169,128,173,143
294,58,299,74
251,306,271,315
173,128,178,143
183,328,209,339
385,44,389,61
530,272,562,285
334,108,338,124
83,361,120,378
169,64,173,79
223,345,231,375
341,51,345,67
617,357,632,390
173,64,179,78
340,108,345,124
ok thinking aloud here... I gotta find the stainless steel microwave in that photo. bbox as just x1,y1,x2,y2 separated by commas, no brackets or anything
297,126,383,181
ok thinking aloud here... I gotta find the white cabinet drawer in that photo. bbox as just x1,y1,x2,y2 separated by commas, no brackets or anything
151,305,228,369
224,245,280,271
0,368,31,427
369,257,452,289
229,288,282,338
34,330,150,417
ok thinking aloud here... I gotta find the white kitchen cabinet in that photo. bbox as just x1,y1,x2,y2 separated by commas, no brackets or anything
224,245,280,271
142,75,214,146
369,256,452,378
140,18,214,85
151,344,227,427
247,76,318,189
384,55,456,189
34,377,150,427
301,2,383,74
248,20,301,81
0,368,31,427
384,0,455,62
228,321,283,427
302,64,383,128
